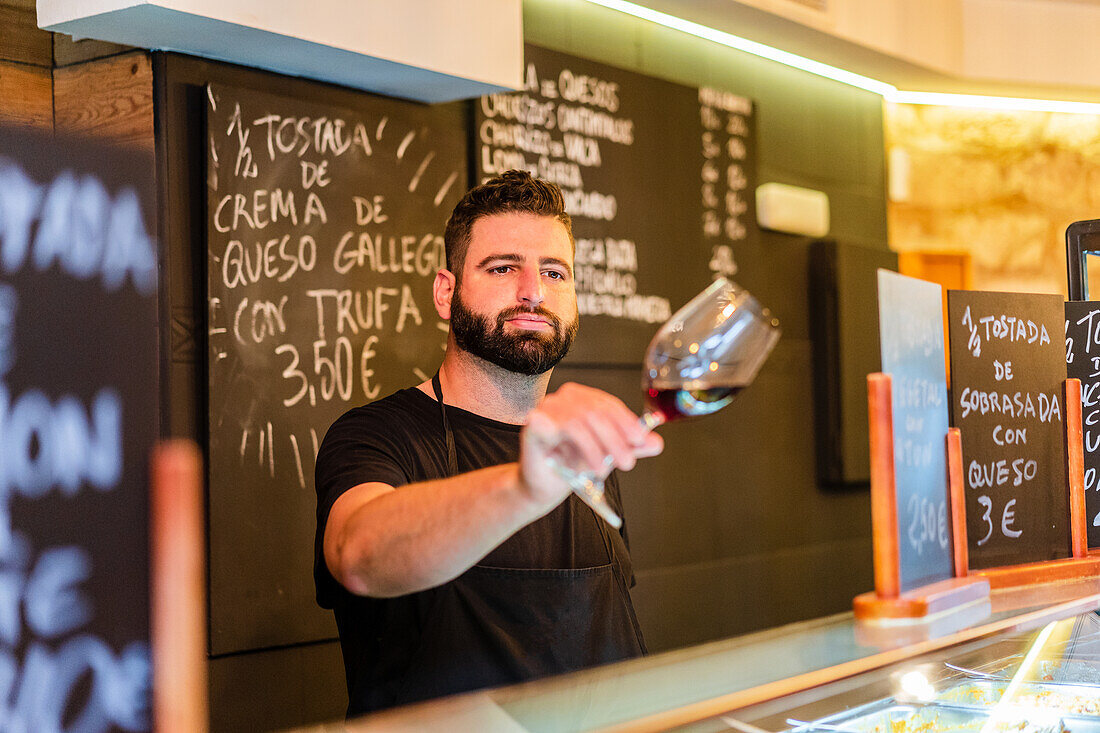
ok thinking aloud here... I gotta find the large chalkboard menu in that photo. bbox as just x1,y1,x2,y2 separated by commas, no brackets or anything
947,291,1070,569
877,271,953,591
0,127,158,730
476,45,756,364
1065,300,1100,546
206,84,467,653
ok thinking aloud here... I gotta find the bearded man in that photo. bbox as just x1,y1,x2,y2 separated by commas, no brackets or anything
314,170,663,718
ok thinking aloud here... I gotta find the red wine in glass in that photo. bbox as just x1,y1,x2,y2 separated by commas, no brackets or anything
644,384,747,424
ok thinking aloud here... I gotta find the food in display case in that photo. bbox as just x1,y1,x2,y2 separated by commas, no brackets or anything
937,680,1100,716
788,702,1074,732
1038,661,1100,686
717,613,1100,733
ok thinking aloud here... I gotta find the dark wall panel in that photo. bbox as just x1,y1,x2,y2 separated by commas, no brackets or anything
209,642,346,732
631,538,873,652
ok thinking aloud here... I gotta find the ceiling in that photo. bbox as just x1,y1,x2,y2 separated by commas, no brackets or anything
630,0,1100,103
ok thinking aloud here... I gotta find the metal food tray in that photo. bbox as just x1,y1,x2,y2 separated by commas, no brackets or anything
948,614,1100,687
937,680,1100,716
1036,661,1100,686
948,657,1100,686
785,701,1100,733
787,704,1090,733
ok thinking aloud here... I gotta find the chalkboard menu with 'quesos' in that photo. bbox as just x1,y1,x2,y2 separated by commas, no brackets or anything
948,290,1070,569
0,127,158,730
1065,300,1100,547
206,84,467,653
476,44,756,364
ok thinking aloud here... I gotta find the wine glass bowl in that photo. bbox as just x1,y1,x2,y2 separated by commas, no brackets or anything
545,277,781,528
642,279,781,426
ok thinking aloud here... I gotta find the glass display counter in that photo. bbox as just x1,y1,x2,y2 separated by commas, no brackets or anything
303,585,1100,733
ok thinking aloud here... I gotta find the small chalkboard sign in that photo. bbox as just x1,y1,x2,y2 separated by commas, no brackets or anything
205,83,467,654
476,45,747,364
877,271,954,591
0,126,158,730
1065,219,1100,301
947,290,1070,570
1065,300,1100,547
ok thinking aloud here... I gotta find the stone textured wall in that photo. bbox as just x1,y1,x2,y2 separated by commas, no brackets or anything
886,102,1100,296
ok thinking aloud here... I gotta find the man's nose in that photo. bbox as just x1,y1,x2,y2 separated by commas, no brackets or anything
517,268,544,307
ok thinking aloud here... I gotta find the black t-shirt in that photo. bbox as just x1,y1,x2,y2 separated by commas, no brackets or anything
314,387,634,715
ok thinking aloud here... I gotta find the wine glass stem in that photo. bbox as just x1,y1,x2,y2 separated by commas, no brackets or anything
545,411,665,529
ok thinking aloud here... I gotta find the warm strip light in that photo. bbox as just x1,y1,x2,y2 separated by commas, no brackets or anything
583,0,897,96
582,0,1100,114
889,90,1100,114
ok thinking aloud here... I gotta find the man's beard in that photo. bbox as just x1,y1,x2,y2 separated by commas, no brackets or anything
449,292,578,376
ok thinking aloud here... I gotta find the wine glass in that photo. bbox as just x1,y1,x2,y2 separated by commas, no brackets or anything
547,278,781,528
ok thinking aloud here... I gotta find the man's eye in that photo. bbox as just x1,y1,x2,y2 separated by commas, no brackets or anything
489,265,514,274
544,270,565,280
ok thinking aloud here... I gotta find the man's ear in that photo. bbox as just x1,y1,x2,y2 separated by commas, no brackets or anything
433,269,456,320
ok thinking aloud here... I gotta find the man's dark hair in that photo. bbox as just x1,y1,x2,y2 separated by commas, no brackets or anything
444,170,573,280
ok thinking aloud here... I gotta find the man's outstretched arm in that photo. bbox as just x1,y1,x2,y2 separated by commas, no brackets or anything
323,382,663,598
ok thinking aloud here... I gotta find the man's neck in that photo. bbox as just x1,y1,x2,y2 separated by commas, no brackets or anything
418,347,551,425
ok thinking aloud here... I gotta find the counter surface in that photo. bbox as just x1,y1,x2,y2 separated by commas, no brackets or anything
302,582,1100,732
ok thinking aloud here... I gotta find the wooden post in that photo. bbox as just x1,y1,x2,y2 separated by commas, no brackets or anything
947,428,969,577
0,62,53,131
53,51,154,151
868,373,900,599
1065,379,1088,559
151,440,208,733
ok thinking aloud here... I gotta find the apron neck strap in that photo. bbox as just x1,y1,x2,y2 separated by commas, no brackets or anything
432,373,458,475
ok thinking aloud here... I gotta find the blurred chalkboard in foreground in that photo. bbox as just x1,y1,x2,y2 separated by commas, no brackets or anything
1065,300,1100,547
877,270,953,592
0,126,158,731
205,83,467,654
947,290,1069,570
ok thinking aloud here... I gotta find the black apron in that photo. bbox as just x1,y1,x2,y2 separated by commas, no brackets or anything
392,377,646,704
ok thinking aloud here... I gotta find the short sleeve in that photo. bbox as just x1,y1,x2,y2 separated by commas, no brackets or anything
315,408,411,519
314,405,412,607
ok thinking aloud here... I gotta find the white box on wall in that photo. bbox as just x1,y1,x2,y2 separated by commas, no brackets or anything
756,182,830,238
38,0,523,102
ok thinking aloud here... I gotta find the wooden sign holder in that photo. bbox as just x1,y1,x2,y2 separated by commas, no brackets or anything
853,373,990,621
151,440,208,733
972,379,1100,589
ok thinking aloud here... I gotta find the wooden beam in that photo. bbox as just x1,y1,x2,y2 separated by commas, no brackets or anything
0,1,53,67
0,60,52,130
53,50,153,151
